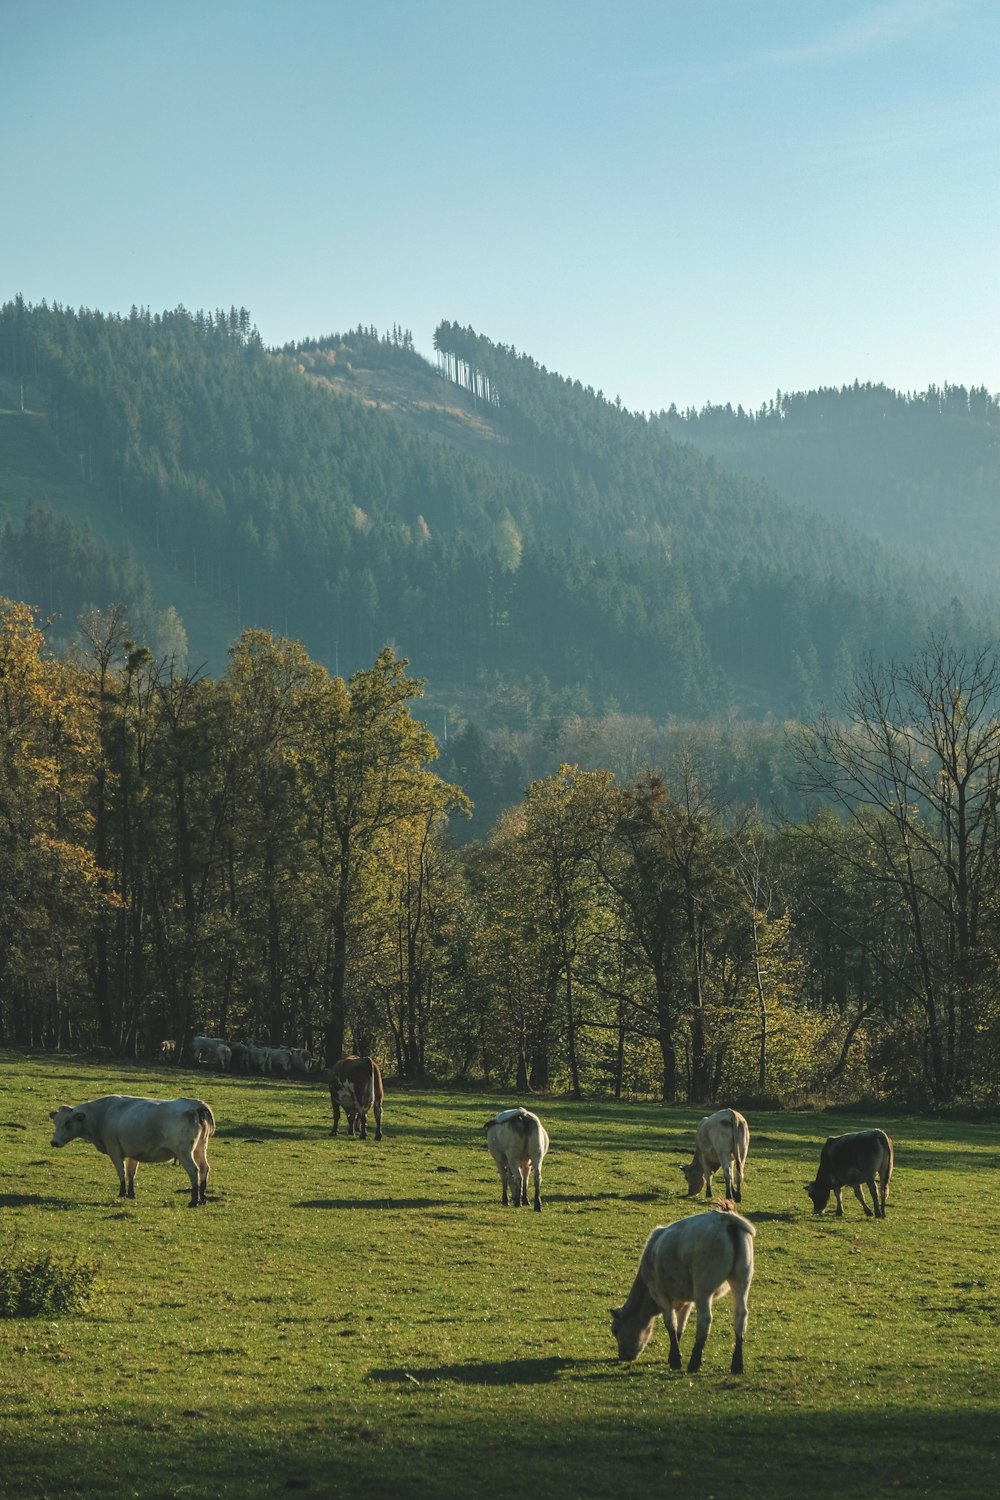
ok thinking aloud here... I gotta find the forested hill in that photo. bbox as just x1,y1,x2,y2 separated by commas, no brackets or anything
0,298,989,730
656,383,1000,587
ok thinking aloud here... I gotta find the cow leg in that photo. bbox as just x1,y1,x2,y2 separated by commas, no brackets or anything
704,1168,714,1200
499,1163,510,1207
514,1164,528,1207
852,1183,874,1217
194,1133,211,1204
687,1295,712,1373
124,1158,139,1200
108,1149,129,1199
664,1306,684,1371
178,1146,203,1207
329,1098,340,1136
730,1279,750,1375
834,1184,845,1216
358,1110,367,1140
866,1177,883,1218
723,1162,735,1200
532,1157,542,1212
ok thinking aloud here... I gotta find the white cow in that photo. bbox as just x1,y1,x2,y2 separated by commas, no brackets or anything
264,1046,292,1077
680,1108,750,1203
191,1035,231,1071
49,1094,216,1207
610,1205,756,1374
483,1107,549,1212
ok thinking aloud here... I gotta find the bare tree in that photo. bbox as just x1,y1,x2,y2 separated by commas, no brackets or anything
795,637,1000,1101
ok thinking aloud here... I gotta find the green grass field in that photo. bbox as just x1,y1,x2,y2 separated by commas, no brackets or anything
1,1051,997,1500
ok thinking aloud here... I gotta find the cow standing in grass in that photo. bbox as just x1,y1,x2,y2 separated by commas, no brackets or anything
328,1056,384,1140
680,1108,749,1203
49,1095,216,1207
610,1204,755,1374
483,1107,549,1211
804,1129,893,1218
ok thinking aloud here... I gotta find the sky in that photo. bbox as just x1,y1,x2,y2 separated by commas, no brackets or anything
4,0,998,414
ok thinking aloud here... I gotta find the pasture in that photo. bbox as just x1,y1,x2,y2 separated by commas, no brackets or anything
0,1051,997,1500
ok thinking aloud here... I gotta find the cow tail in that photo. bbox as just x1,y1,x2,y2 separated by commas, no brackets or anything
197,1102,216,1137
882,1132,893,1201
725,1215,755,1277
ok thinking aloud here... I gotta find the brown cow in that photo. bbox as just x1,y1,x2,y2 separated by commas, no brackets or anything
329,1056,383,1141
804,1129,893,1218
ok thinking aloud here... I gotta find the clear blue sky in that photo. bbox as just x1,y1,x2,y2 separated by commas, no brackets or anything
4,0,998,413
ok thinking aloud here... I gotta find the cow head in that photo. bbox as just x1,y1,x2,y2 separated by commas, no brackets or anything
49,1106,87,1147
610,1305,656,1362
803,1179,831,1214
680,1160,706,1197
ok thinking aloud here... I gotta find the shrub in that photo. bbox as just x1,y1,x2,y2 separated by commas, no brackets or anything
0,1252,98,1318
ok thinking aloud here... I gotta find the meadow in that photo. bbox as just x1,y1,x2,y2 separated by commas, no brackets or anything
0,1051,997,1500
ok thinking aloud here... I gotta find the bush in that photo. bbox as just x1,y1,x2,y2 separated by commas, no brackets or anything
0,1252,97,1318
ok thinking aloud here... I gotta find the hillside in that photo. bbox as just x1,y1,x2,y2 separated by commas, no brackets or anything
0,299,991,733
656,383,1000,587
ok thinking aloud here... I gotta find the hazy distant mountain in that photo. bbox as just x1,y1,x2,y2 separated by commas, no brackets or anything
656,383,1000,588
0,299,991,731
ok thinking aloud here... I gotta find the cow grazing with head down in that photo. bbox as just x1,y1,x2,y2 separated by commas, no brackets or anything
805,1129,893,1218
483,1107,549,1211
680,1108,750,1203
329,1056,384,1140
49,1094,216,1207
610,1204,756,1374
191,1035,231,1071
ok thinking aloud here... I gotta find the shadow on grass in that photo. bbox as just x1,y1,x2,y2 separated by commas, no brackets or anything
295,1197,451,1211
218,1123,316,1142
367,1355,602,1386
0,1192,75,1209
545,1190,662,1205
0,1399,995,1500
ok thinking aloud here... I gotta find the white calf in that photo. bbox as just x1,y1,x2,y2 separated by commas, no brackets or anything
483,1107,549,1212
680,1108,750,1202
610,1205,755,1374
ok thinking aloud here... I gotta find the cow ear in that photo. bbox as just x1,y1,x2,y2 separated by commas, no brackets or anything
49,1109,59,1120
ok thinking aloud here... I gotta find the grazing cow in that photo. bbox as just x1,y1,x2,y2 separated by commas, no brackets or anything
680,1108,750,1203
49,1095,216,1207
159,1039,176,1063
262,1046,292,1077
328,1056,384,1141
287,1046,311,1077
191,1035,231,1071
228,1042,251,1075
483,1106,549,1212
245,1043,270,1074
610,1205,756,1374
804,1129,893,1219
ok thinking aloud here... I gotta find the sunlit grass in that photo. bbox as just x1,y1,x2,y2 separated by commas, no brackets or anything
1,1050,996,1499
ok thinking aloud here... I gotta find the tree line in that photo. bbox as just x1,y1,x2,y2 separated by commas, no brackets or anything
1,596,996,1108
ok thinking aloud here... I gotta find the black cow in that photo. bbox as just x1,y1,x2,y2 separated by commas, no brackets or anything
804,1129,893,1218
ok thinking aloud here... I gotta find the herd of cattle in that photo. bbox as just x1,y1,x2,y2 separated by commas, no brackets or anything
160,1036,312,1077
46,1081,895,1377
